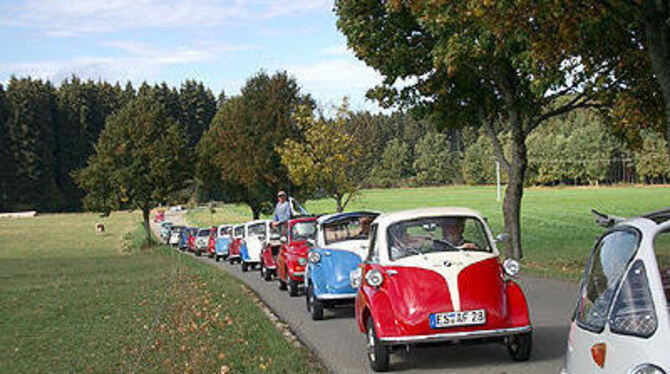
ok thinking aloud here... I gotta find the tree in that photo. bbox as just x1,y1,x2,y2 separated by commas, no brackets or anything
178,80,217,147
636,130,670,183
463,132,498,185
369,139,412,187
4,77,60,211
335,0,614,259
413,132,462,186
539,1,669,160
277,102,363,212
0,84,15,211
74,96,189,243
202,71,312,218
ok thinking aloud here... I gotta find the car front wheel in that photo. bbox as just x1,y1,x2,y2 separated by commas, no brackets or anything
306,283,323,320
366,318,389,372
288,278,299,297
507,332,532,361
241,261,248,272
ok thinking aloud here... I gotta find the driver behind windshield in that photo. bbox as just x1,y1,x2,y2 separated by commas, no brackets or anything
441,218,478,250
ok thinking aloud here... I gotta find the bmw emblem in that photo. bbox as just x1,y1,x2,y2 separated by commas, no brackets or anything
443,260,452,267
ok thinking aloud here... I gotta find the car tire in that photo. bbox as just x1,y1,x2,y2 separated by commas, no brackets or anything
241,261,248,272
288,278,299,297
507,332,532,362
215,255,220,262
278,277,287,291
306,283,323,321
195,250,201,257
263,265,272,282
366,318,389,372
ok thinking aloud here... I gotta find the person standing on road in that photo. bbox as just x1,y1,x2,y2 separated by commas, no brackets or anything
272,191,291,228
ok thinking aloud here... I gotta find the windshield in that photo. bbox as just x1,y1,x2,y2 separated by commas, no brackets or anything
654,230,670,319
248,223,267,238
198,229,210,237
324,215,375,245
387,216,492,261
291,221,316,242
576,229,640,332
219,226,232,236
188,228,198,235
234,226,244,237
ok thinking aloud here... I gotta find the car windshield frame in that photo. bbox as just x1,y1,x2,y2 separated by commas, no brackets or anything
290,220,317,242
574,226,641,333
386,215,493,261
323,213,377,245
248,223,267,237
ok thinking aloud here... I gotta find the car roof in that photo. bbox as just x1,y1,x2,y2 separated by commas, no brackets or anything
246,219,270,226
373,207,485,228
642,207,670,225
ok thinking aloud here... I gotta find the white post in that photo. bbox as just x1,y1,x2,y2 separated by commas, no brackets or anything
496,161,502,202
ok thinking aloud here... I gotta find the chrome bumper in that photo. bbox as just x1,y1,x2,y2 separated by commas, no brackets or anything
317,292,357,300
379,325,532,346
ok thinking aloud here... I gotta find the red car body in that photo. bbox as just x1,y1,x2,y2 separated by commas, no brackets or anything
353,208,532,371
207,226,217,258
260,232,282,281
227,224,245,264
153,211,165,223
276,217,317,289
187,231,196,253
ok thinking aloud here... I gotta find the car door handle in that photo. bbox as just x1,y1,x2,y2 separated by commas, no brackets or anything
386,270,397,277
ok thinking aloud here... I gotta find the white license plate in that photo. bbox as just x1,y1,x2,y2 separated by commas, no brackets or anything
430,309,486,329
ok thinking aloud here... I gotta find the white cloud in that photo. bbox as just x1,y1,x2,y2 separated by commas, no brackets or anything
321,45,351,56
287,59,382,92
0,0,332,33
0,40,249,84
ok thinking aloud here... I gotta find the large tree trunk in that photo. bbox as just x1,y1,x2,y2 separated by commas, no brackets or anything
142,206,152,246
504,133,527,260
335,194,343,213
250,202,261,219
642,0,670,159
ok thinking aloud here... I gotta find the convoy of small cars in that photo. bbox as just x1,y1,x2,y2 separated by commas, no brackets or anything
162,205,670,373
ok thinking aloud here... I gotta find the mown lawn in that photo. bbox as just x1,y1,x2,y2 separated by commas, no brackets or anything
0,212,324,373
186,185,670,280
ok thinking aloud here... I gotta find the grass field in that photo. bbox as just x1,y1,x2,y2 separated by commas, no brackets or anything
0,212,324,373
186,185,670,280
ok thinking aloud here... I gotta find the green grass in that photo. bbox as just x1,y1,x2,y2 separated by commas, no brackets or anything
186,185,670,280
0,212,324,373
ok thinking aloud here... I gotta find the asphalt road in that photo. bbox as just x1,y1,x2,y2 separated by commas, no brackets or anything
157,211,577,374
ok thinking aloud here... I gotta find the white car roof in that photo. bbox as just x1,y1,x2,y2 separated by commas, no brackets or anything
317,211,381,225
246,219,270,227
373,207,486,228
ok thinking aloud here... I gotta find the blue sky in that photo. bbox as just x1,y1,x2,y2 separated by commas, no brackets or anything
0,0,383,111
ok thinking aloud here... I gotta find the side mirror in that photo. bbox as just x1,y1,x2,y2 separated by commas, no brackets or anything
495,233,510,243
280,236,287,243
503,258,520,277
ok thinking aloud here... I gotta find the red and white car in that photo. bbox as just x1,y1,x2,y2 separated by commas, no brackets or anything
353,207,532,371
276,216,318,296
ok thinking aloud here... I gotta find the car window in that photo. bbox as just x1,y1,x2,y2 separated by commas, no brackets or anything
575,229,640,333
324,215,374,245
653,230,670,319
387,216,492,261
198,229,210,237
234,226,244,237
219,226,232,236
291,221,316,241
248,223,267,238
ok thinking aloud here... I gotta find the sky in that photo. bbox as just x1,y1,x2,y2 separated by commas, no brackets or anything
0,0,384,112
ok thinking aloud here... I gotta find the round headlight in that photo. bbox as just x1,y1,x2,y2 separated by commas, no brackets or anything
365,269,383,287
503,258,520,277
629,364,666,374
299,256,310,265
308,252,321,265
